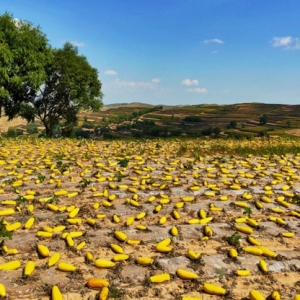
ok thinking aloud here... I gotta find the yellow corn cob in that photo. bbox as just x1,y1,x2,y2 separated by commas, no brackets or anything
76,241,86,250
48,252,61,267
243,246,263,256
259,246,277,258
182,196,195,202
94,259,115,268
66,234,74,247
54,189,68,196
67,218,82,225
0,208,15,216
67,192,78,198
259,259,268,272
86,251,94,262
170,226,178,236
0,260,21,270
204,225,213,237
68,207,80,218
235,201,248,208
188,219,200,224
136,257,154,265
86,277,109,288
159,216,167,225
271,291,280,300
1,200,16,205
136,211,146,220
24,260,35,276
57,262,76,272
247,218,259,227
235,217,247,223
236,269,250,276
52,225,66,232
36,231,53,238
112,254,129,262
173,210,181,219
282,232,294,238
187,250,201,260
52,285,63,300
110,244,124,254
199,217,213,224
229,248,238,258
254,201,263,210
176,268,198,280
175,202,184,208
154,204,162,213
37,244,50,257
114,231,127,242
236,225,253,234
0,283,6,297
199,209,207,219
126,216,135,226
127,238,140,245
248,236,262,246
150,273,171,283
100,286,109,300
97,214,106,219
203,283,226,295
276,218,285,225
47,203,59,212
249,289,266,300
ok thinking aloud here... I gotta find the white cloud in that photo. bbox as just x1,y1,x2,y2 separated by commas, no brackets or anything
105,70,118,75
151,78,161,83
115,78,159,89
181,79,199,86
187,87,208,94
271,36,300,50
203,38,224,44
70,41,84,47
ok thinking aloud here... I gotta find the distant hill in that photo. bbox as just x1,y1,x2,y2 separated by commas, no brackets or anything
103,102,154,109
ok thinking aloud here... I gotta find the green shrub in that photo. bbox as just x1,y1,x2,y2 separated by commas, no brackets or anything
26,123,39,134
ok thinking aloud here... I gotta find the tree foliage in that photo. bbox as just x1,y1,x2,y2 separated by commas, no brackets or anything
229,120,237,128
20,42,103,136
0,13,50,119
259,114,268,125
1,13,103,137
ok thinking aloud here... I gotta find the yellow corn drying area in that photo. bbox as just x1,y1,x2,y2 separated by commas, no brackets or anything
0,138,300,299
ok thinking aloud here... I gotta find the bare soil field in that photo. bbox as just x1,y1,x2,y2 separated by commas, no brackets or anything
0,139,300,299
0,117,26,133
286,129,300,137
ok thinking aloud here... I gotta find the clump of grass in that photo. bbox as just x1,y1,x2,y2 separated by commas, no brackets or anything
118,158,129,167
243,207,252,218
227,231,241,246
79,178,92,188
0,220,12,240
214,267,227,279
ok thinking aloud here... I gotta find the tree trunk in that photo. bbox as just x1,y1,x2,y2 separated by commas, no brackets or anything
44,121,53,137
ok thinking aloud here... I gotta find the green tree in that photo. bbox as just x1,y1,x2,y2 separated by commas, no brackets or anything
229,120,237,128
259,114,268,125
213,127,221,137
0,13,50,119
20,43,103,136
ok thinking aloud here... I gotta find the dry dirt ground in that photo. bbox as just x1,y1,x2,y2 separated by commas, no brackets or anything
0,117,26,133
286,129,300,137
0,139,300,299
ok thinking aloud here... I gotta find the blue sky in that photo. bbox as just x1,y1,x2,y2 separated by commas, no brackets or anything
2,1,300,106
